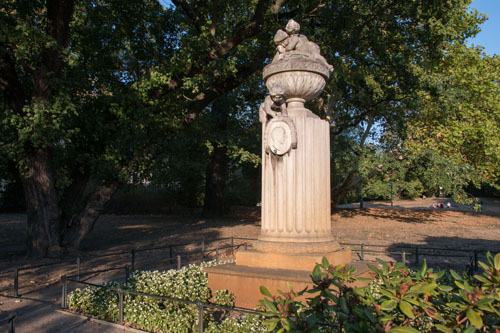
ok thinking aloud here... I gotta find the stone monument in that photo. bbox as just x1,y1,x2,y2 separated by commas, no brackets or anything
205,20,353,308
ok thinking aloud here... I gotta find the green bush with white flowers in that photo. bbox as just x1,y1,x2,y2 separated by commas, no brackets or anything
67,260,266,332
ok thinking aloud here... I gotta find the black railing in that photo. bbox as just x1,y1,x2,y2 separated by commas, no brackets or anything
61,271,261,333
0,237,248,297
2,236,499,298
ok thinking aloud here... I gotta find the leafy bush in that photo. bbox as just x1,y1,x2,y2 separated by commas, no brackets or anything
67,260,266,332
260,253,500,332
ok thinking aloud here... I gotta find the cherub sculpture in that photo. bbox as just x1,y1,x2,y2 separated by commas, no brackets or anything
259,84,287,124
272,19,333,71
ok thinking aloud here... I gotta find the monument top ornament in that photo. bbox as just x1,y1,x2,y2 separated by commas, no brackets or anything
262,19,333,109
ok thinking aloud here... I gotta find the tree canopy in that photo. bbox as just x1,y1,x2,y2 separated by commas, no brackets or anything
0,0,494,256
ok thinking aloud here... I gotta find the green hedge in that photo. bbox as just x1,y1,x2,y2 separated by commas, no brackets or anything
260,253,500,332
67,260,265,332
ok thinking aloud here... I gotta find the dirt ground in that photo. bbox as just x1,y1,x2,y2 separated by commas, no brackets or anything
1,197,500,297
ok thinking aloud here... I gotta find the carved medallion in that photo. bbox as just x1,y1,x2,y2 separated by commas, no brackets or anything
265,117,297,155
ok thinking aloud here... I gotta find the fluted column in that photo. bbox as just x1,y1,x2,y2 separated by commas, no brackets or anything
254,105,339,254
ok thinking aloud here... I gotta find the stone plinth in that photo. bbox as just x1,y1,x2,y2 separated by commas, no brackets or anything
235,249,351,271
205,261,370,309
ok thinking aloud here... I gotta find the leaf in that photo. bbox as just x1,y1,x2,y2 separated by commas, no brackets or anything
262,298,278,313
366,263,381,275
380,300,397,311
439,285,452,292
322,256,329,268
466,308,483,329
416,260,427,277
449,269,462,280
311,265,322,282
454,280,465,290
419,282,438,294
339,296,350,314
463,326,475,333
263,318,279,331
434,324,452,333
399,301,415,319
473,275,490,284
389,327,420,333
494,253,500,270
260,286,273,298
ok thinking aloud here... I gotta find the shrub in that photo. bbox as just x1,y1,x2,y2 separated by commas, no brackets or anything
67,259,266,332
260,253,500,332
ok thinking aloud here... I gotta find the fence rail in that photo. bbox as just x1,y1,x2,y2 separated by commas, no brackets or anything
61,269,261,333
2,236,499,298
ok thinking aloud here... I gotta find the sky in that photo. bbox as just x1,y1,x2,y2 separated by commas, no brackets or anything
468,0,500,55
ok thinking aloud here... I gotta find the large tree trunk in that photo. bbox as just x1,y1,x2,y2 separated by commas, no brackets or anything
202,145,228,217
202,99,229,217
22,148,63,257
62,182,119,251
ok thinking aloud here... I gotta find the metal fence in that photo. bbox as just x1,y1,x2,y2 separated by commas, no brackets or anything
1,236,499,298
60,262,261,333
0,236,250,298
0,312,16,333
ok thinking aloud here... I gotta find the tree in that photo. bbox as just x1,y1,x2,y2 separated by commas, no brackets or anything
406,44,500,197
0,0,486,256
0,0,279,256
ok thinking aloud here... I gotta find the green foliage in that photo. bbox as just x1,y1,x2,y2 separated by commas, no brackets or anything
406,45,500,194
67,260,266,332
260,254,500,332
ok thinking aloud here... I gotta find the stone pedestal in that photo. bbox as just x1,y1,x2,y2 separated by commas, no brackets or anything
235,249,351,271
205,260,369,309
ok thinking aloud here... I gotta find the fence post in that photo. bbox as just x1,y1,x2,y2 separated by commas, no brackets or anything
197,302,204,333
360,243,365,261
61,276,67,308
402,251,406,266
76,256,81,281
13,268,18,298
131,250,135,273
177,255,181,270
474,250,478,271
230,237,234,255
125,266,129,283
118,289,124,325
216,248,219,263
201,240,205,258
169,246,173,258
415,246,419,266
8,312,16,333
244,243,248,251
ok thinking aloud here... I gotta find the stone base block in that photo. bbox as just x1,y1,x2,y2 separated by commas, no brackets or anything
235,248,352,271
252,239,340,254
205,262,369,309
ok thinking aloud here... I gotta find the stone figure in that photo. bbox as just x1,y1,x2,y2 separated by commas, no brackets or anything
272,19,333,71
259,84,287,123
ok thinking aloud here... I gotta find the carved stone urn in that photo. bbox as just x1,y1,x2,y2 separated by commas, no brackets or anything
263,55,331,111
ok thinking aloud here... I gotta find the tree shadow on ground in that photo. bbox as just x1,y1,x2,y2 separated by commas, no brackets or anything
334,207,448,224
383,236,500,271
334,207,500,224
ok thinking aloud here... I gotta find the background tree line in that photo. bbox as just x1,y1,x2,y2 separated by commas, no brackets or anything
1,0,498,257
